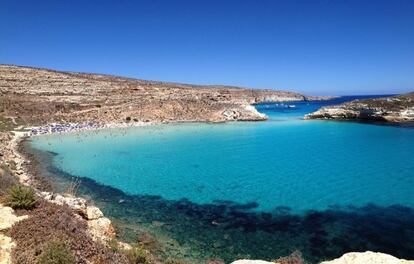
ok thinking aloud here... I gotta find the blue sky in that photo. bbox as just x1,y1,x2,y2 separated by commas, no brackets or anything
1,0,413,95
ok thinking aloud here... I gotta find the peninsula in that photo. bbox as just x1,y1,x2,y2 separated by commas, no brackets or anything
305,93,414,123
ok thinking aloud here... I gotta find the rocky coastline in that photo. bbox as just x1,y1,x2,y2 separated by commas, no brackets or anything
4,129,414,264
305,92,414,123
0,130,137,263
0,65,331,263
0,64,332,126
1,65,413,263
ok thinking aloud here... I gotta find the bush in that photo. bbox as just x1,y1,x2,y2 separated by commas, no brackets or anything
6,184,37,209
273,250,307,264
37,241,75,264
127,245,149,264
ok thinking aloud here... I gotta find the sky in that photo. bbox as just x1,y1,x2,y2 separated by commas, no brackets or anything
1,0,413,95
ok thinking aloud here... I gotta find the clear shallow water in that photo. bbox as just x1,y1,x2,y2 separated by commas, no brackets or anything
28,95,414,263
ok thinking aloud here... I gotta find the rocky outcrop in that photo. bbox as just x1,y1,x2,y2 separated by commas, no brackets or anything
231,252,414,264
39,192,115,242
320,251,414,264
305,93,414,122
0,65,330,125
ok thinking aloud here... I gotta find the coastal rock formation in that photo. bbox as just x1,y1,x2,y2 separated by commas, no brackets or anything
39,192,116,242
87,217,116,242
39,192,87,216
320,251,414,264
86,206,104,220
305,93,414,122
231,252,414,264
0,65,329,125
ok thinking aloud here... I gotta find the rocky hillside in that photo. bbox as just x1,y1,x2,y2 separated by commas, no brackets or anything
305,93,414,122
0,65,328,125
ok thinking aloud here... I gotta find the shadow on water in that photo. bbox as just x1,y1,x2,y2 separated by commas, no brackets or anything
25,144,414,263
51,172,414,262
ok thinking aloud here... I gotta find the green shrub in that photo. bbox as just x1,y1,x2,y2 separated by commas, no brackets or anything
127,245,149,264
37,241,75,264
6,185,37,210
108,238,119,252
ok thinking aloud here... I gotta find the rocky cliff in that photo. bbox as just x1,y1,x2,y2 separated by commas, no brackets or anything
0,65,329,125
305,93,414,122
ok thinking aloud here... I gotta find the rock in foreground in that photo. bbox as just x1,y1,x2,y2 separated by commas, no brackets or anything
305,93,414,122
231,251,414,264
320,251,414,264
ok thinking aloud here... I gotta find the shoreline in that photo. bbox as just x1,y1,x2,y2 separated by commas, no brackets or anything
2,125,138,258
3,118,414,263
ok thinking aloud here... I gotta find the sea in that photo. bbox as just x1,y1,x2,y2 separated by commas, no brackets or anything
27,95,414,263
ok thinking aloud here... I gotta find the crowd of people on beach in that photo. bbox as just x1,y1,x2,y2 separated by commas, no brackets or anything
29,121,155,136
30,122,102,135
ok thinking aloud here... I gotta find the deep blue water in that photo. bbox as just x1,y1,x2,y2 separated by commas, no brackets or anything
28,95,414,263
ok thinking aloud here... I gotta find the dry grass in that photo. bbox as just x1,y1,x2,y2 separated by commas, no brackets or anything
274,250,307,264
66,177,81,196
10,200,129,264
0,163,18,197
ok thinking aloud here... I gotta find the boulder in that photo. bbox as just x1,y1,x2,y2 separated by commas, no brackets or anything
87,217,116,242
86,206,104,220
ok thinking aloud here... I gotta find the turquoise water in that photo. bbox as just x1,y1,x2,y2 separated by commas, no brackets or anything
28,96,414,262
